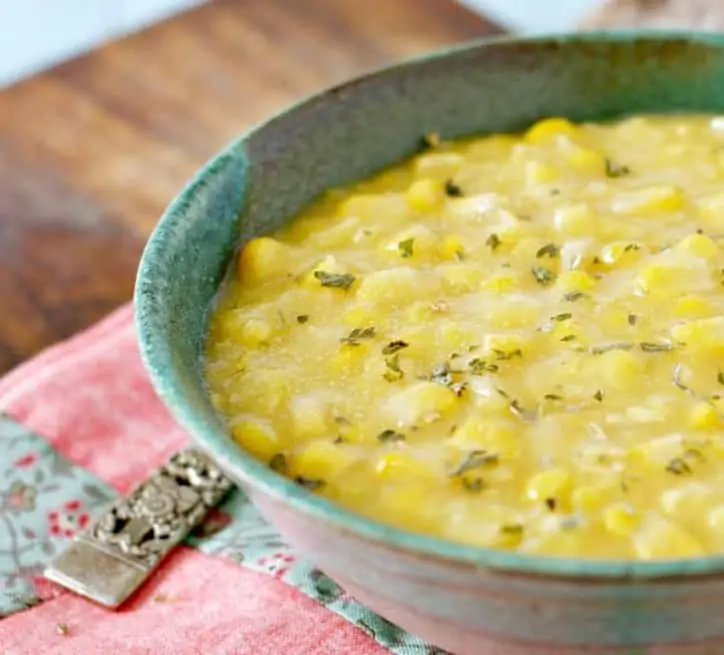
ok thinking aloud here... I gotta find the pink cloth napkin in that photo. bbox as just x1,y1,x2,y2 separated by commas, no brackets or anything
0,304,389,655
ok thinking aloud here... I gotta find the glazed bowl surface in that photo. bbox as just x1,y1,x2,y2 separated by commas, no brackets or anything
136,32,724,655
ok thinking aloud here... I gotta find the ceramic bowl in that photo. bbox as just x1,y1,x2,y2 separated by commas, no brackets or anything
136,33,724,655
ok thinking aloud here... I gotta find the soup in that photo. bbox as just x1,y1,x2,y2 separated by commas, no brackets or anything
205,115,724,559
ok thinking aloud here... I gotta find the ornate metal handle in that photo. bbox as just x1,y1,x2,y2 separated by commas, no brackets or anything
44,449,233,608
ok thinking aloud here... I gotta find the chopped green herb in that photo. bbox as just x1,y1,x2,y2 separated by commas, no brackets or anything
454,250,466,261
531,266,556,285
550,312,572,322
420,131,440,150
444,179,464,197
563,291,586,302
605,158,631,178
500,524,525,537
382,340,409,355
377,429,406,443
334,416,350,425
589,342,633,355
449,450,499,477
493,349,523,360
295,476,326,490
640,341,674,353
593,389,605,402
383,353,404,382
314,270,356,290
398,238,415,258
560,334,576,342
469,358,499,375
627,314,638,326
496,387,510,398
624,243,641,252
544,393,563,401
665,457,692,476
451,381,468,397
545,497,557,511
340,326,376,346
550,189,561,196
430,362,453,386
486,233,501,251
717,371,724,386
509,399,536,421
461,477,486,492
468,344,480,352
536,243,560,259
296,314,310,324
269,453,288,474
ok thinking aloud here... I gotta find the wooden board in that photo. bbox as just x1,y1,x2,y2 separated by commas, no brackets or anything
0,0,501,374
581,0,724,30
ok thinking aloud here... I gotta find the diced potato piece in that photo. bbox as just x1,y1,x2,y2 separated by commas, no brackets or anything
634,518,704,559
603,503,639,536
612,185,685,215
237,317,273,347
237,237,289,282
406,178,443,212
440,264,482,294
676,233,718,260
445,503,525,548
290,395,330,438
599,241,644,266
337,193,409,222
672,317,724,351
356,267,434,305
295,440,357,480
231,417,279,460
525,117,577,144
696,192,724,230
553,203,597,237
480,273,520,294
674,295,714,319
598,349,645,390
487,302,539,329
327,342,370,375
450,418,520,460
660,483,715,518
526,468,572,503
381,483,440,531
437,323,474,351
482,332,528,358
526,161,560,185
386,381,457,426
688,401,722,430
342,303,377,327
628,433,684,468
375,452,436,481
572,484,615,515
556,270,596,293
636,259,711,296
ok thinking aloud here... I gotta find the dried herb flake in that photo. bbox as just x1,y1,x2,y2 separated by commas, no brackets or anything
377,429,406,443
314,270,356,290
469,358,499,375
605,159,631,178
536,243,559,259
665,457,692,476
640,341,674,353
449,450,499,477
296,314,310,324
382,340,409,355
269,453,288,474
340,326,376,346
295,476,326,490
444,179,464,197
398,238,415,258
486,233,501,251
532,266,557,286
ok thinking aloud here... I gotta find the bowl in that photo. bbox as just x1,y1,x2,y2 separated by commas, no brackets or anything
135,32,724,655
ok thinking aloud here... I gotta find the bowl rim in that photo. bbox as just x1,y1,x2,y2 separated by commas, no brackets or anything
136,29,724,580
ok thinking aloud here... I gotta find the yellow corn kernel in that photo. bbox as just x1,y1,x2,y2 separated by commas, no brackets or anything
406,178,443,212
381,484,439,531
525,161,560,185
385,381,457,426
375,452,435,481
612,185,685,215
438,234,466,260
336,193,409,222
598,349,645,389
342,303,376,327
599,241,644,266
231,417,279,460
563,143,605,172
556,270,596,293
572,484,613,515
440,264,482,294
603,503,639,536
696,192,724,230
482,332,527,358
688,401,722,430
672,317,724,350
237,237,289,282
450,418,520,460
236,317,273,347
674,295,714,319
634,518,704,560
356,267,431,305
525,117,577,144
290,395,329,438
327,342,370,375
526,468,572,504
676,233,718,260
480,273,520,294
553,203,597,237
295,440,356,480
635,260,710,296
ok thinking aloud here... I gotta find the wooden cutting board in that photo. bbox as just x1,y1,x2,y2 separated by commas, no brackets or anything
0,0,501,374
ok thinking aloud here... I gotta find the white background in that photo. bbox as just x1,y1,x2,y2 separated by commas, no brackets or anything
0,0,602,88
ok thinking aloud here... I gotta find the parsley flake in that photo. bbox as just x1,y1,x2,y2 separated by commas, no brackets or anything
550,312,572,322
314,270,356,290
531,266,556,285
383,353,404,382
296,314,310,324
604,158,631,178
461,477,486,492
665,458,692,476
718,372,724,386
420,131,440,150
449,450,499,477
295,476,326,491
486,233,501,251
593,389,605,402
536,243,559,259
269,453,288,474
563,291,586,302
640,341,674,353
444,179,464,197
382,340,409,355
469,358,499,375
377,429,406,443
340,327,376,346
398,238,414,258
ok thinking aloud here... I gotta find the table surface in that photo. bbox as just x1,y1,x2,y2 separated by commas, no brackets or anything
0,0,501,374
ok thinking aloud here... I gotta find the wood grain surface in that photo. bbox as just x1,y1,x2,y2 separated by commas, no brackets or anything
0,0,500,374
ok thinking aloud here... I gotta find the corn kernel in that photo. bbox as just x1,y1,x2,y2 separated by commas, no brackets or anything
526,468,572,503
603,503,639,536
438,234,466,260
572,484,613,515
612,185,685,215
634,518,704,559
450,418,520,460
406,178,443,212
688,401,722,430
295,440,356,479
563,143,605,172
676,233,718,260
356,267,432,305
636,260,711,296
671,317,724,350
290,395,330,438
598,349,644,389
386,381,457,426
556,270,596,293
525,117,577,144
553,203,597,237
440,264,482,294
342,303,376,327
375,452,435,480
237,317,273,347
231,417,278,460
674,295,714,319
629,434,684,468
237,237,289,282
599,241,644,265
487,302,539,329
480,273,520,293
525,161,560,185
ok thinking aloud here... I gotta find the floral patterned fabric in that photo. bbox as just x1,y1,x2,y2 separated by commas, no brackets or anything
0,305,449,654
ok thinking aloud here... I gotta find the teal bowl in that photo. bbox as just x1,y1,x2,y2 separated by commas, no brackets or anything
136,32,724,654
